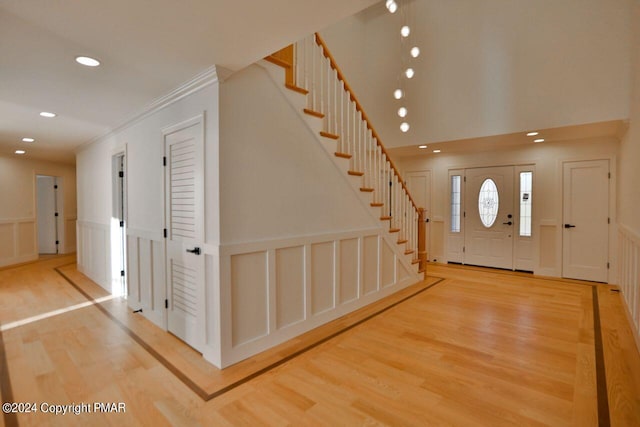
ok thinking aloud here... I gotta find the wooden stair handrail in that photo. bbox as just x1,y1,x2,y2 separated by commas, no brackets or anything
314,33,419,213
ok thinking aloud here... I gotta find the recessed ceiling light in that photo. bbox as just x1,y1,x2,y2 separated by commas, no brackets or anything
40,111,56,118
22,137,35,143
15,150,26,155
398,107,408,118
401,26,411,37
405,68,415,79
75,56,101,67
433,149,441,153
418,145,428,149
410,47,420,58
400,122,410,132
534,138,545,143
393,89,404,100
527,131,539,136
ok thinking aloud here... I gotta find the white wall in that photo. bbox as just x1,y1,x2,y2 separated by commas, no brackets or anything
397,137,619,279
76,69,221,348
322,0,632,147
617,1,640,340
217,62,420,367
0,156,76,267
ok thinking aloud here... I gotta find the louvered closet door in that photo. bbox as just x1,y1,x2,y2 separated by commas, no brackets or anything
164,118,204,352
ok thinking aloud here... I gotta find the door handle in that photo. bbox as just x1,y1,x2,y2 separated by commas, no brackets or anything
503,221,512,226
564,224,576,228
186,247,201,255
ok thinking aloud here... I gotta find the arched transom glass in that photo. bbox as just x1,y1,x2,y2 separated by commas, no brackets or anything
478,178,499,228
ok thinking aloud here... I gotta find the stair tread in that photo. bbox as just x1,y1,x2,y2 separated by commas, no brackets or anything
348,170,364,176
264,55,291,69
335,152,352,159
285,83,309,95
389,228,400,233
371,202,384,207
412,259,420,264
320,131,339,140
404,250,414,255
304,108,325,118
360,187,374,192
397,239,408,244
380,216,391,220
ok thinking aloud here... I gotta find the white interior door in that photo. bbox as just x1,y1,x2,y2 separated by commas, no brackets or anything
464,166,515,269
406,171,431,260
37,175,58,254
164,118,205,351
562,160,609,282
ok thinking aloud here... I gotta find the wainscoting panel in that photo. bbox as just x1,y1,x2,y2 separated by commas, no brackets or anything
230,251,268,347
126,229,165,329
219,228,421,367
275,245,305,329
381,238,396,288
0,219,38,267
77,220,110,291
310,241,335,315
362,235,379,296
618,224,640,339
65,217,77,253
339,238,359,304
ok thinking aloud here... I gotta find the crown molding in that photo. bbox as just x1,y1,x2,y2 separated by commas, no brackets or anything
77,65,232,152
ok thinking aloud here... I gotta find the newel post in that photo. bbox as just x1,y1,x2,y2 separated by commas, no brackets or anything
418,208,427,278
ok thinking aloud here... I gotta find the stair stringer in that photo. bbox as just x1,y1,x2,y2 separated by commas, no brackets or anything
257,59,420,279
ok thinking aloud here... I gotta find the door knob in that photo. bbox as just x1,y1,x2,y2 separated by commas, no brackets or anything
186,247,201,255
564,224,576,229
503,221,512,226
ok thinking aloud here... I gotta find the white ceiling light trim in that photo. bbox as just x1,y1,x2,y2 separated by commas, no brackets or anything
75,56,101,67
527,131,539,136
22,137,35,142
39,111,56,118
15,150,26,155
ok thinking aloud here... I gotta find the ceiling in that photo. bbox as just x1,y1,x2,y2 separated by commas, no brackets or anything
0,0,378,164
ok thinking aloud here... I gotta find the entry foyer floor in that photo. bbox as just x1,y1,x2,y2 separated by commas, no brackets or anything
0,256,638,426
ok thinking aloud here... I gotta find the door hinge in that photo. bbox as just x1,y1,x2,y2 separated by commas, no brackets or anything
54,212,59,217
163,228,167,238
163,156,167,166
464,176,467,182
54,184,58,189
607,262,610,269
119,171,124,178
608,172,611,179
463,211,466,218
608,217,610,224
165,299,169,309
119,220,124,227
120,270,125,277
463,246,466,253
55,240,59,245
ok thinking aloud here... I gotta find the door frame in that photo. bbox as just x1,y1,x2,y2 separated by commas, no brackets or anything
35,174,63,255
561,158,612,283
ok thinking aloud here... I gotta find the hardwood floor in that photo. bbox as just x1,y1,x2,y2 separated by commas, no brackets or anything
1,258,639,426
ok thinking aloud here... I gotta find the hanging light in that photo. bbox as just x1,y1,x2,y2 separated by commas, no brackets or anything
405,68,415,78
411,47,420,58
401,25,410,37
400,122,410,132
393,89,404,100
398,107,407,118
386,0,398,13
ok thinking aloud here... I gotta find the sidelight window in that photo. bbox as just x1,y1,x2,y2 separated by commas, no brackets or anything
519,171,532,236
451,175,461,232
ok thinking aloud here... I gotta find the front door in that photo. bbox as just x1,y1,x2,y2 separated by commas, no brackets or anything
164,117,205,351
464,166,515,269
562,160,609,282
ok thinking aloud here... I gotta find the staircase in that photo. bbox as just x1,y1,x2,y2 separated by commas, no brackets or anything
266,33,427,276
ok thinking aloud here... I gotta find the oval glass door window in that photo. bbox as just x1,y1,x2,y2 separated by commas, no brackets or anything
478,178,499,227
